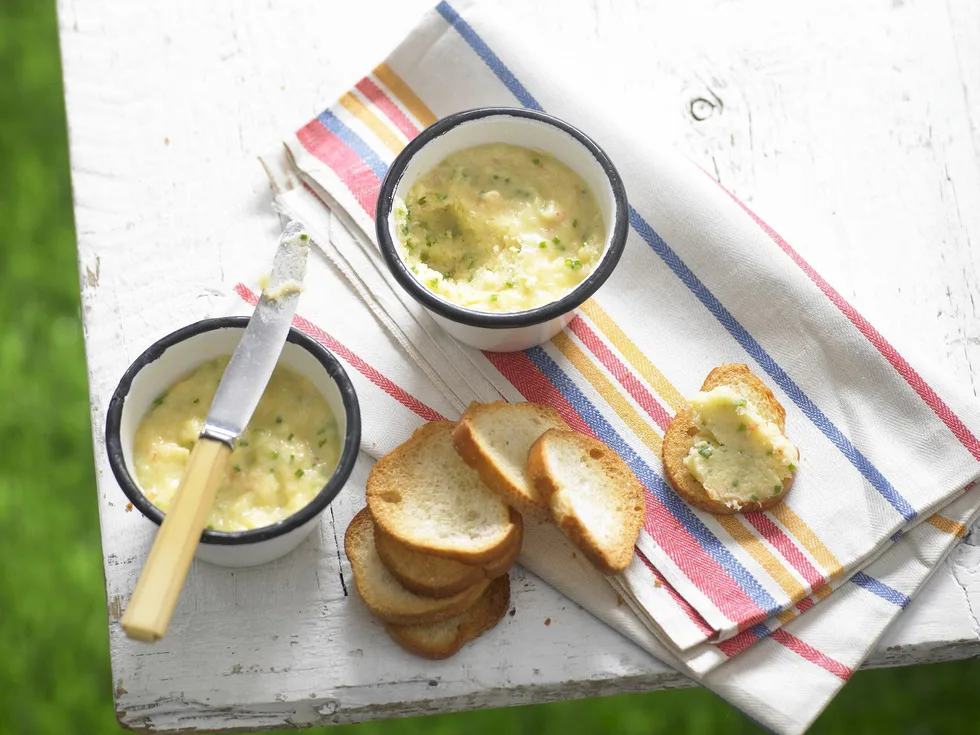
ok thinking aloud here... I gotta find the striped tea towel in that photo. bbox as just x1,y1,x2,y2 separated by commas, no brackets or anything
268,0,980,648
214,215,980,734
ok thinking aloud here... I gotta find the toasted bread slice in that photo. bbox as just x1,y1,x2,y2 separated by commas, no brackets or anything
385,574,511,660
374,517,521,598
528,430,645,575
452,401,569,522
344,508,489,625
367,421,519,565
662,364,794,514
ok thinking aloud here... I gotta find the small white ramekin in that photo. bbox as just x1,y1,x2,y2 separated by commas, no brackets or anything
375,107,629,353
105,316,361,568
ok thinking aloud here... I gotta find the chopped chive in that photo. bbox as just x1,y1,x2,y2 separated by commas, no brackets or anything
552,236,561,245
766,449,774,456
275,415,283,424
295,469,305,478
505,177,511,184
233,465,241,472
572,219,578,228
773,484,782,494
733,480,740,488
788,463,796,472
418,196,427,206
152,393,166,407
290,454,295,462
428,277,439,287
738,423,747,432
238,440,249,447
299,233,309,242
436,193,448,200
698,445,713,459
192,398,200,404
287,433,294,441
750,494,759,502
206,524,215,530
490,294,498,302
532,157,541,165
318,438,327,448
271,451,279,460
505,281,515,288
734,398,747,407
539,241,548,249
565,258,582,270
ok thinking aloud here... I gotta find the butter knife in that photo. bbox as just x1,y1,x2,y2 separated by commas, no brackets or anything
122,222,310,642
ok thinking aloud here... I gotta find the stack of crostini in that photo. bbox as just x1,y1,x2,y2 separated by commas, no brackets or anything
345,402,646,659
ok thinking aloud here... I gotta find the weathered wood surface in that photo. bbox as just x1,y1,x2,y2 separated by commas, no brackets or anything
58,0,980,730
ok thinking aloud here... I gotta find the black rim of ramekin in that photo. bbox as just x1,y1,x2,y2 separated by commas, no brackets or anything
105,316,361,545
375,107,630,329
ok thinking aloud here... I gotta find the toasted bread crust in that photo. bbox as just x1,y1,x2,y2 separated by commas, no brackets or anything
344,508,489,625
373,525,485,598
367,421,519,565
661,364,794,515
384,575,511,660
452,402,567,523
482,517,522,578
528,430,645,575
374,514,521,598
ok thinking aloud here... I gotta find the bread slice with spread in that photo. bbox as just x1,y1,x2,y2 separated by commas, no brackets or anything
662,364,798,514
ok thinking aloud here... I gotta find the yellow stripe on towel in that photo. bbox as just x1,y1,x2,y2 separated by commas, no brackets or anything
926,513,968,538
770,504,845,582
551,331,662,455
338,92,405,154
578,300,687,413
714,515,809,603
374,63,437,128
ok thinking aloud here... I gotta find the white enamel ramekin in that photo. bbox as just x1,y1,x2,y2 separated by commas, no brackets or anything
375,107,629,353
105,316,361,568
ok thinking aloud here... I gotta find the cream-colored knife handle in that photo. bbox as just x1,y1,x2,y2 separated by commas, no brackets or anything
122,437,232,642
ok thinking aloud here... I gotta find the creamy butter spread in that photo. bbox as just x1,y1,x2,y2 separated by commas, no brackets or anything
394,143,606,312
262,279,304,301
684,386,798,509
133,356,341,531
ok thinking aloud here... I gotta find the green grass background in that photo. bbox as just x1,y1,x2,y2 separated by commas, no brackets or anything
1,1,977,733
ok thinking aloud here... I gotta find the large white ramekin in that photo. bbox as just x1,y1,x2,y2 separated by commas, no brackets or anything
105,316,361,568
376,107,629,353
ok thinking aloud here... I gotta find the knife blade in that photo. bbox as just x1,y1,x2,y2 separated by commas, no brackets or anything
202,220,309,446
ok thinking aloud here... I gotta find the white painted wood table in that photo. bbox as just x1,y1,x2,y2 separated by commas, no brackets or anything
59,0,980,730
